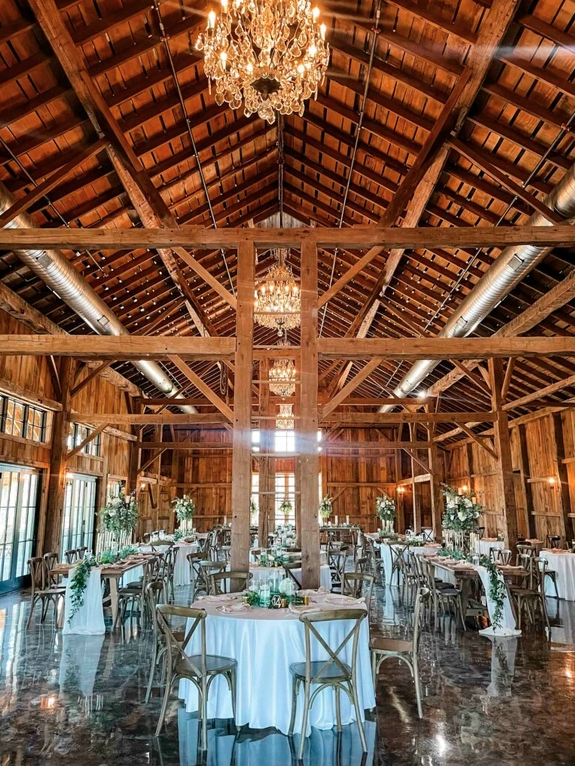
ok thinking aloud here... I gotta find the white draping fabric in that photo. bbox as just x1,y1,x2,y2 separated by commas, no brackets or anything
540,550,575,601
476,539,504,557
174,543,199,586
63,566,105,635
487,637,518,697
59,633,105,696
177,707,376,766
178,596,375,735
380,543,440,583
249,564,332,590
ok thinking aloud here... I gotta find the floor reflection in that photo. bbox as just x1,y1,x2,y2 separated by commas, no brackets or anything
2,585,575,765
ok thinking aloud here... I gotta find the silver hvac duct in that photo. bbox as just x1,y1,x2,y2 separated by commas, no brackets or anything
381,159,575,411
0,180,196,413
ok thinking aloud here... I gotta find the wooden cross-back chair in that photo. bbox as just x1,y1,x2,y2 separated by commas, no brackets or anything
288,608,368,759
26,557,65,629
154,604,238,750
342,572,375,611
208,570,252,595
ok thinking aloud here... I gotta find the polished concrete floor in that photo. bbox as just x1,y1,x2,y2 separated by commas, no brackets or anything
1,585,575,766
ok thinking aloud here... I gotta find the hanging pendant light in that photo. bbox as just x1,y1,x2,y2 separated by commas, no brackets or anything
254,248,301,336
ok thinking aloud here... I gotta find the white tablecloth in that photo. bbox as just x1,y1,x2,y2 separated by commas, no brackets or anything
174,543,199,586
63,566,105,635
540,550,575,601
249,563,332,591
380,543,441,583
476,539,505,557
179,594,375,735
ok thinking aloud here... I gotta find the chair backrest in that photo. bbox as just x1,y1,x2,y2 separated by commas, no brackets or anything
76,547,88,560
28,556,46,593
495,548,512,566
43,552,59,585
547,535,562,549
516,544,536,561
283,561,303,587
299,609,367,685
156,604,207,677
342,572,374,610
534,557,548,593
209,570,252,595
65,549,78,565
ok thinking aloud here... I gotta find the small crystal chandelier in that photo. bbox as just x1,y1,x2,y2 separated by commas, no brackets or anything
254,249,301,335
269,355,296,397
276,403,294,430
196,0,330,125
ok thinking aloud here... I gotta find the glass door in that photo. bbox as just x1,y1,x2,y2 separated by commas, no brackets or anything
60,474,97,555
0,464,40,593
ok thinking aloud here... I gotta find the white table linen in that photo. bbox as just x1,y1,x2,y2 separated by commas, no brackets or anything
179,594,375,735
476,539,505,557
59,633,105,696
174,543,199,586
540,549,575,601
63,566,105,635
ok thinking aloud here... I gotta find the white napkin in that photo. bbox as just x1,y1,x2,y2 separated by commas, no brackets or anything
217,602,253,614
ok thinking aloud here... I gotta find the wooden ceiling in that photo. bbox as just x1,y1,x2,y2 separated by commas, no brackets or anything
1,0,575,442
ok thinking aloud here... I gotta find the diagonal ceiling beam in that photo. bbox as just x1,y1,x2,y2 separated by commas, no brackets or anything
27,0,218,338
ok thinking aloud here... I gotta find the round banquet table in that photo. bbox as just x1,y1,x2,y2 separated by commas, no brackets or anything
178,593,375,735
249,563,332,591
379,543,441,583
540,549,575,600
476,538,505,557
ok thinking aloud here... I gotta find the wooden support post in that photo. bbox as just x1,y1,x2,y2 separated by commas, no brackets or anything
409,423,421,532
517,424,536,538
258,358,274,547
551,412,574,544
45,357,73,554
488,358,519,547
230,242,255,573
426,405,443,540
299,240,320,588
394,449,405,534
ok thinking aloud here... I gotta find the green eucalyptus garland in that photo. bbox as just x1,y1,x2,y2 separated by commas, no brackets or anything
68,546,139,623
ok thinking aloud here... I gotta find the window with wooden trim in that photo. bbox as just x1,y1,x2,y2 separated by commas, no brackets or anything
67,423,101,457
0,395,47,444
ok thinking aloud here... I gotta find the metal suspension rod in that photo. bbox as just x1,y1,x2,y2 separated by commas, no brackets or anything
152,0,236,297
318,1,382,337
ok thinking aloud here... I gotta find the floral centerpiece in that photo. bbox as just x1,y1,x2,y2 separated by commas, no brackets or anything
442,484,482,553
319,495,332,522
173,494,195,534
279,498,292,523
375,493,396,534
274,523,297,549
100,491,138,545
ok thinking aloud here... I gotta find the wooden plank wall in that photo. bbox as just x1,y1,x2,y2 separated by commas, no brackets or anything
445,411,575,543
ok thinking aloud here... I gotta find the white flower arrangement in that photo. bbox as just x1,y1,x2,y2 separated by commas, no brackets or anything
172,494,195,523
279,498,292,519
319,495,332,520
375,493,395,522
100,492,138,537
442,484,482,533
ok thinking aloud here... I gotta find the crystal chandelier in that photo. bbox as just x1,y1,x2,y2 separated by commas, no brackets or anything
196,0,330,125
276,403,294,429
269,355,296,397
254,249,301,335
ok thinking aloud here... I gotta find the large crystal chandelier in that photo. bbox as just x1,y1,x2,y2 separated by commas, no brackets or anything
254,249,301,335
269,355,296,397
276,403,294,429
196,0,330,124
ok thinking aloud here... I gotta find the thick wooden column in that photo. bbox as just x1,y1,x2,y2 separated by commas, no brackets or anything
488,358,519,546
394,449,405,533
45,356,73,554
258,358,274,547
551,412,574,544
299,240,320,588
426,404,443,539
230,241,255,573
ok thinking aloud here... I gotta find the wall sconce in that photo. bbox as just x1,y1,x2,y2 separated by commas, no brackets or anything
461,485,468,493
548,476,556,487
397,486,405,494
140,482,146,491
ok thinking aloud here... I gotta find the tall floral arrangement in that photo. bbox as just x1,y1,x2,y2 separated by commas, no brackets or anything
173,494,195,532
442,484,482,533
319,495,332,520
375,493,396,534
100,491,138,538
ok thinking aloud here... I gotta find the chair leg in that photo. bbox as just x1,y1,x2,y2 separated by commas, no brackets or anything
26,596,38,629
459,596,466,632
145,641,159,703
200,677,208,752
335,687,342,732
297,683,311,760
155,674,174,736
227,669,240,732
413,655,423,719
350,681,368,753
288,677,299,736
